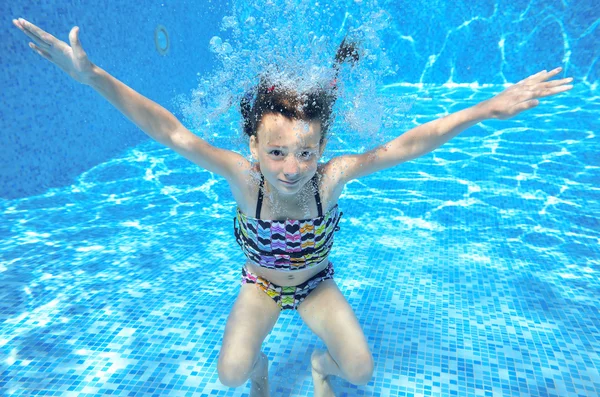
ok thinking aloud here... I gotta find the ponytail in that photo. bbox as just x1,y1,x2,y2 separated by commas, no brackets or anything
334,37,360,69
331,37,360,86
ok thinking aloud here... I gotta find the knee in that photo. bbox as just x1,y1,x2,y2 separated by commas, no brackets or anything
217,350,254,388
218,362,248,387
342,351,374,385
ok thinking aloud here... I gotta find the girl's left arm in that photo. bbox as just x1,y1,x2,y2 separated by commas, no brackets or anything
331,67,573,184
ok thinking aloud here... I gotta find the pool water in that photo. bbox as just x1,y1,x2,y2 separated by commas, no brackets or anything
2,0,599,396
2,85,599,396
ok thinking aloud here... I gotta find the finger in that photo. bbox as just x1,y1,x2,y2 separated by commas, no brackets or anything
533,84,574,99
69,26,86,57
544,77,574,89
516,99,539,114
18,18,56,49
519,67,564,85
29,42,53,62
546,84,574,97
14,19,50,47
517,70,546,85
536,67,563,83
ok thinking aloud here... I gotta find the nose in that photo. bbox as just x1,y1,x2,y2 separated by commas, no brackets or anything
283,155,300,178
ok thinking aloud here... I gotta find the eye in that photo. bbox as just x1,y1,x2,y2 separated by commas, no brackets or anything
270,150,283,156
300,151,314,158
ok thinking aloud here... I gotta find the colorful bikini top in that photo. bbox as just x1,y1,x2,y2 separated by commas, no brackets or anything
233,173,343,271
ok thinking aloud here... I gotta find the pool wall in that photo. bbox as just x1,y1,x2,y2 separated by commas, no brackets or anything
1,1,227,199
1,0,598,199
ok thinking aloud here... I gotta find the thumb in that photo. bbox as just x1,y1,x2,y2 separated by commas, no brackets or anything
69,26,85,55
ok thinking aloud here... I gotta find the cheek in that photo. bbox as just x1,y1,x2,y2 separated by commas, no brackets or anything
258,157,277,172
303,159,318,173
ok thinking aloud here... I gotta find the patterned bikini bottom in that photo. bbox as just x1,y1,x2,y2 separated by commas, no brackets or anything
241,261,335,311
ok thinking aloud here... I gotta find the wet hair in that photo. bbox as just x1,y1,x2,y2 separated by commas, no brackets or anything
240,38,359,145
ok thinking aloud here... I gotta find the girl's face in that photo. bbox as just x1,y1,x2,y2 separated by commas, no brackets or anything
250,113,325,197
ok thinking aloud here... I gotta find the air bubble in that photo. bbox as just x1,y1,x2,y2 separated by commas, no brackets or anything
209,36,223,53
221,16,238,30
179,0,413,156
222,42,233,54
209,36,234,56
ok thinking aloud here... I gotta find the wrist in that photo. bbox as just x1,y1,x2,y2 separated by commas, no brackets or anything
84,64,103,87
474,99,496,120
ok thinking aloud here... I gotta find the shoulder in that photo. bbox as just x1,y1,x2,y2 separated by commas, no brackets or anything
318,156,355,187
320,152,384,186
316,158,351,209
227,161,261,214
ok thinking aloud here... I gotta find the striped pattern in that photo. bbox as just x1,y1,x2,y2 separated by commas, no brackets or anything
241,262,335,310
234,205,343,270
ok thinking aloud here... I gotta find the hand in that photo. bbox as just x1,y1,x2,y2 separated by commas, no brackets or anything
13,18,95,85
481,67,574,120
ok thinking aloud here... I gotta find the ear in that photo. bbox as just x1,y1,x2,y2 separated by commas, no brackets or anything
319,138,328,157
249,135,259,161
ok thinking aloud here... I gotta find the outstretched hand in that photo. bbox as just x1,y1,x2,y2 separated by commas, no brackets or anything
13,18,95,85
482,67,573,120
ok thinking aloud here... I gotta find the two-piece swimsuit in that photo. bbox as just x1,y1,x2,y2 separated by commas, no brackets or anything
233,173,343,310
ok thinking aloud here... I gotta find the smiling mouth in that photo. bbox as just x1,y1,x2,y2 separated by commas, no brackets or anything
280,179,299,185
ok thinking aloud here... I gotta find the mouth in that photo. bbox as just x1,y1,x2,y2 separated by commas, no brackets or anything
280,179,300,186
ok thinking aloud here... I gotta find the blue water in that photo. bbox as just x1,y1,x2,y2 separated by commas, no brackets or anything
2,1,599,396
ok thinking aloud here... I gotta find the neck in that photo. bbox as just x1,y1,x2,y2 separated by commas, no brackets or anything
263,177,313,207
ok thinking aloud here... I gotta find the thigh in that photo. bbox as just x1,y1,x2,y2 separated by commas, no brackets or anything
297,279,371,364
219,282,281,363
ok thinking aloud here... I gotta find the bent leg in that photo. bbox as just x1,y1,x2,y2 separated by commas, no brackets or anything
218,280,281,389
298,279,374,387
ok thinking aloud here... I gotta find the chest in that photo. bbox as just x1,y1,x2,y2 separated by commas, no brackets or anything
238,168,342,221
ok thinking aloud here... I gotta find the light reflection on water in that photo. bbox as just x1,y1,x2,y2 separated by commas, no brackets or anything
1,85,598,395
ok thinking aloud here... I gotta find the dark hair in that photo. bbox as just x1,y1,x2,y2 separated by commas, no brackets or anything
240,39,359,144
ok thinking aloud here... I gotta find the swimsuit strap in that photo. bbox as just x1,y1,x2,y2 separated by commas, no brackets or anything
255,173,323,219
256,174,265,218
312,173,323,217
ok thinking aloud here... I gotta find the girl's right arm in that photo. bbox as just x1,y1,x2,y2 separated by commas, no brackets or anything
12,18,248,182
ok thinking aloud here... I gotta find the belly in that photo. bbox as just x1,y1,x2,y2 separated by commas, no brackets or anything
244,257,330,286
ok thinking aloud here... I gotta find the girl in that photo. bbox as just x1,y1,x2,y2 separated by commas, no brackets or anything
13,17,573,397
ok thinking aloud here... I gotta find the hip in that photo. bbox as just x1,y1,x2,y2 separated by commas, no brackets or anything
243,257,331,286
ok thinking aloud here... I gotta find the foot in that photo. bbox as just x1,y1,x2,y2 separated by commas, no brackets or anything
250,351,270,397
311,349,336,397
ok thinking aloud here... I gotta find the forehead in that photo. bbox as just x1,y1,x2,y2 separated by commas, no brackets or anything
258,113,321,146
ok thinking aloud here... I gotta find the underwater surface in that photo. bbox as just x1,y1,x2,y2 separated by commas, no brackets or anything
2,0,599,396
